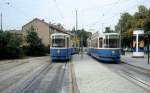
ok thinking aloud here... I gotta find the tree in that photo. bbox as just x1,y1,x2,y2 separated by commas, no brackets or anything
0,32,23,59
115,5,150,48
25,26,46,56
104,27,113,33
71,28,92,47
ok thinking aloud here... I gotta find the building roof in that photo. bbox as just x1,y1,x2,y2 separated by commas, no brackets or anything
145,31,150,35
22,18,66,33
5,29,22,35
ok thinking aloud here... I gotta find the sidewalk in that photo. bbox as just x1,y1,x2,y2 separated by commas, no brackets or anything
121,52,150,71
72,54,148,93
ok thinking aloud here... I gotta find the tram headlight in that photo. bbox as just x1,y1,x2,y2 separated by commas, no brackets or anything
57,49,60,54
112,50,115,54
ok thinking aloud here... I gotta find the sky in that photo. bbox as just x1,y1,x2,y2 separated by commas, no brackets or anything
0,0,150,33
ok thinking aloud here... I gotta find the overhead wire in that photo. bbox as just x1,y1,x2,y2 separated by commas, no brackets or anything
84,0,148,28
52,0,64,19
82,0,122,27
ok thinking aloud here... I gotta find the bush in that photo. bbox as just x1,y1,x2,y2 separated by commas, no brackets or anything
25,27,46,56
45,45,50,54
0,31,23,59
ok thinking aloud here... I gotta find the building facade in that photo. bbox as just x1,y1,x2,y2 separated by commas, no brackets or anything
22,18,66,47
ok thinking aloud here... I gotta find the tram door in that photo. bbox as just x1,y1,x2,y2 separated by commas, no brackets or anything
132,30,144,57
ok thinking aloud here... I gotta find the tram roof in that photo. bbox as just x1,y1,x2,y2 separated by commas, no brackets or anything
51,33,70,37
103,32,119,35
145,31,150,35
91,32,119,39
145,31,150,38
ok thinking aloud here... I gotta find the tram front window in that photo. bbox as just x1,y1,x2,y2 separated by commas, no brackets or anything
52,39,65,47
104,35,119,48
109,38,119,48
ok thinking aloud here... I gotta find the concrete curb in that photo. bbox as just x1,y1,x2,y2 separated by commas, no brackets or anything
70,61,80,93
121,60,150,72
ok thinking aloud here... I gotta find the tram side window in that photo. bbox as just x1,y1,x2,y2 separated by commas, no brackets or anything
92,39,98,48
91,40,95,48
88,41,91,47
67,37,69,48
99,38,103,48
104,35,109,48
91,40,93,47
52,39,65,47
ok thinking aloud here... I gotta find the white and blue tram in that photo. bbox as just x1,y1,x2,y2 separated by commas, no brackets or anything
50,33,72,61
87,37,91,55
71,38,76,55
88,32,120,62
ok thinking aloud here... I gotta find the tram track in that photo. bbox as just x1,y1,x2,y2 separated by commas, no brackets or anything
8,61,70,93
0,61,29,72
0,55,77,93
103,63,150,92
0,57,49,73
6,62,51,93
120,69,150,92
17,64,53,93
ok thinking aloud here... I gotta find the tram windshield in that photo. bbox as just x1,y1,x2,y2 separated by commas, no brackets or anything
104,35,119,48
52,39,65,47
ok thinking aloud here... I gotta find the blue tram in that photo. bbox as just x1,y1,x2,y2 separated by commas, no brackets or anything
87,37,91,55
50,33,72,61
87,32,120,62
71,39,76,55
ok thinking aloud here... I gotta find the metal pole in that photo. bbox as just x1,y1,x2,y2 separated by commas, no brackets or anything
102,23,104,33
49,22,51,54
76,10,78,32
120,30,121,48
75,10,79,53
0,13,2,31
120,13,122,55
75,10,78,48
102,14,104,33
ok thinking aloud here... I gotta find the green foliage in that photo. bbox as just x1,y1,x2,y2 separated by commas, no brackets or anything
0,31,23,59
104,27,113,33
71,28,92,47
115,5,150,48
25,26,46,56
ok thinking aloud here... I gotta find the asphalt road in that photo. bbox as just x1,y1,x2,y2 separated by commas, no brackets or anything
0,56,72,93
19,63,67,93
1,54,150,93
